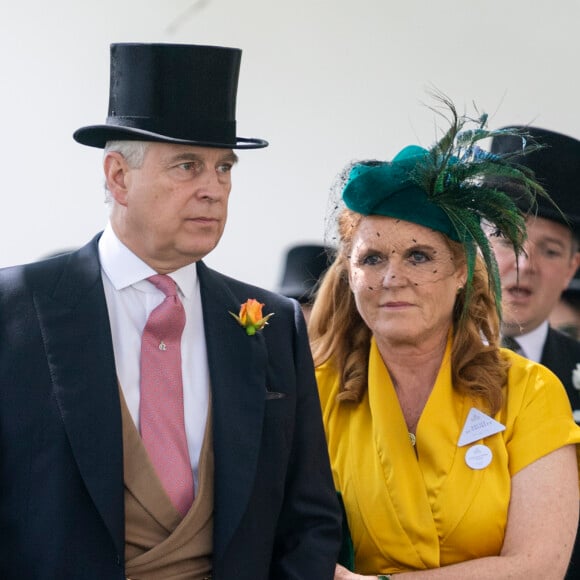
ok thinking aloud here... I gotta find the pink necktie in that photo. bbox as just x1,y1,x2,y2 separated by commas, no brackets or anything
139,274,194,516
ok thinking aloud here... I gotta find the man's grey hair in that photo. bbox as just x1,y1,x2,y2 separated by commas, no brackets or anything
103,140,150,204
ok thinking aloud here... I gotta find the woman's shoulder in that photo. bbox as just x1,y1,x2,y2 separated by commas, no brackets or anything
501,348,580,475
503,349,573,415
504,348,562,384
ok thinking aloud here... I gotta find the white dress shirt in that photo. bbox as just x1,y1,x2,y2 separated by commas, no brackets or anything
98,223,210,489
513,320,549,363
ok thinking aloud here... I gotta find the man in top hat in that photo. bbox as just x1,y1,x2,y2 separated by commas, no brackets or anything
489,127,580,412
0,43,341,579
277,243,333,322
488,127,580,578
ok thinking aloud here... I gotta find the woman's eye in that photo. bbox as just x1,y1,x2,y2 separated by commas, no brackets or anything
408,250,430,264
217,163,233,174
361,254,382,266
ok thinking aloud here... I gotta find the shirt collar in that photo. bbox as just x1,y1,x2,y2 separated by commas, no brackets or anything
98,222,198,299
513,321,549,363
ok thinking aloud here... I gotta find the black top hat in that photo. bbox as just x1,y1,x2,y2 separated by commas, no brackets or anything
277,244,334,303
73,43,268,149
490,126,580,237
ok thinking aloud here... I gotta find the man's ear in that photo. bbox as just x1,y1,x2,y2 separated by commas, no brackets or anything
565,251,580,287
104,152,130,206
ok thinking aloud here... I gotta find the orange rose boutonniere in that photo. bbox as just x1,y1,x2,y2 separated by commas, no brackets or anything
230,299,274,336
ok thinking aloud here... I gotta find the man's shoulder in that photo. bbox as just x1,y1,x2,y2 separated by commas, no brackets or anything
0,235,101,296
0,256,60,291
546,326,580,355
197,261,297,311
543,327,580,420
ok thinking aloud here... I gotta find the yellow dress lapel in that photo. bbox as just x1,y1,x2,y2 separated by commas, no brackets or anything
417,348,487,543
334,335,492,573
354,338,439,570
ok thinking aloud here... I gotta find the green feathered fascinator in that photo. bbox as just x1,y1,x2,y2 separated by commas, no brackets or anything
341,96,551,318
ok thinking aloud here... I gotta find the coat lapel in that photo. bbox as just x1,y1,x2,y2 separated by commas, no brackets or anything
197,262,268,557
33,248,270,558
33,237,124,556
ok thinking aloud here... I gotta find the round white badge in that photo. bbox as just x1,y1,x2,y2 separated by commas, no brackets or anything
465,444,492,470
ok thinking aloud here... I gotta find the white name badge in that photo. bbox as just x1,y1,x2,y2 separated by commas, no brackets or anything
465,444,493,470
458,407,506,447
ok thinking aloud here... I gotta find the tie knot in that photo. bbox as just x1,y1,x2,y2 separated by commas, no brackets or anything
501,335,523,354
147,274,179,298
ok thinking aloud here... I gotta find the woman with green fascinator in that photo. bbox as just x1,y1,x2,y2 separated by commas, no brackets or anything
309,99,580,579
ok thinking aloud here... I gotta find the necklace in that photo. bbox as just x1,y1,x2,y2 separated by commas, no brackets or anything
408,432,416,447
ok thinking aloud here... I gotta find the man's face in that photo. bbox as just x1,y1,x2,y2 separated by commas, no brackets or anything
108,143,238,273
490,216,580,336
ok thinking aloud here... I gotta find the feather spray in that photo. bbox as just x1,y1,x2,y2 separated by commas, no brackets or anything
409,94,554,317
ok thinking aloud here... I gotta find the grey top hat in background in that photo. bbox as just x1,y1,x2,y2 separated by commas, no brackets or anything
73,43,268,150
490,126,580,237
277,244,334,303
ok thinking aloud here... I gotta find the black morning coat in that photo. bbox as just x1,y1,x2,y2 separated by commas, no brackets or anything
0,234,342,579
540,327,580,580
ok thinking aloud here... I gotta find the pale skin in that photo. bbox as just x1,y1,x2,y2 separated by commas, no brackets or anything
489,215,580,337
348,216,466,435
104,142,238,274
337,215,579,579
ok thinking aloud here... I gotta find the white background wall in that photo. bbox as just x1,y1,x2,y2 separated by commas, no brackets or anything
1,0,579,290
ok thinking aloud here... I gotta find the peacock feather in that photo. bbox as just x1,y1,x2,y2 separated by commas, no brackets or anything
409,93,552,317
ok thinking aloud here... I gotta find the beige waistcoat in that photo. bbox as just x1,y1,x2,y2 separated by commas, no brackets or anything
119,391,214,580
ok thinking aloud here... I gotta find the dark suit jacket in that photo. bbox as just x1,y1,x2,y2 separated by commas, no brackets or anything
540,327,580,579
0,235,341,579
541,326,580,417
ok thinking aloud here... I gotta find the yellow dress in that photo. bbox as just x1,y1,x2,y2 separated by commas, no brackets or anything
317,336,580,575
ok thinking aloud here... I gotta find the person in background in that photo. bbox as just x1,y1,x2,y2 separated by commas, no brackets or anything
489,127,580,579
550,270,580,341
488,128,580,414
309,101,580,579
0,43,341,579
277,243,334,322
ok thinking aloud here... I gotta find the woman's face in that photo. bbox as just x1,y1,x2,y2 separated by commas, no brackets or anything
347,215,466,348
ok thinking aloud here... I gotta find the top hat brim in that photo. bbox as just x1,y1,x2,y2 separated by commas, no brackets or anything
73,124,268,149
